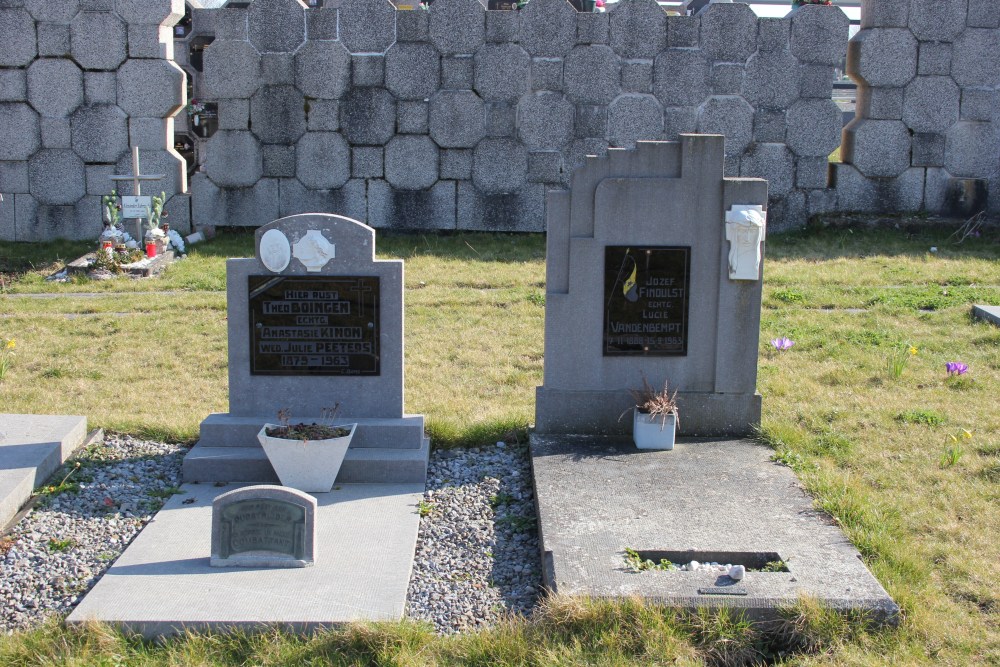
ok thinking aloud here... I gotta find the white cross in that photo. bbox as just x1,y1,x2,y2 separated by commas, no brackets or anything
109,147,165,239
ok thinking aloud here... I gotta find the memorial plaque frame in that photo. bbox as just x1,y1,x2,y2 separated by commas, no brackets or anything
603,246,691,357
248,275,381,376
218,498,307,560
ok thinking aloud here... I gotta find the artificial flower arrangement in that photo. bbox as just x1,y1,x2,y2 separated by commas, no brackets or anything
792,0,833,6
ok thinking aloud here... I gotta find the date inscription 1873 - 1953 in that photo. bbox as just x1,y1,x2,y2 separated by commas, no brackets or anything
604,246,691,356
249,276,380,376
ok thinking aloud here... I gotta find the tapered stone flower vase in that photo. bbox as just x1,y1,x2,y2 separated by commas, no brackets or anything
257,423,357,493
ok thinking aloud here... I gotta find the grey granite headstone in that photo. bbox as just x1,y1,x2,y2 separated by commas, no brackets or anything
210,485,316,568
535,136,768,437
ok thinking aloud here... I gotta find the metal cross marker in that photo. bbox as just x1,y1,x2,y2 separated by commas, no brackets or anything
109,146,165,240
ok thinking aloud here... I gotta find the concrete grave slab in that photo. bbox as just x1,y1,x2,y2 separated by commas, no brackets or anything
973,305,1000,327
67,481,424,638
530,435,900,623
0,414,88,529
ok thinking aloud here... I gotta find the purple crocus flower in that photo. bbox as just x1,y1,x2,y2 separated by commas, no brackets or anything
945,361,969,376
771,337,794,351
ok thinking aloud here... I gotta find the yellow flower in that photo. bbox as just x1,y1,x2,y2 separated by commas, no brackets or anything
962,429,973,439
4,339,13,350
909,346,917,355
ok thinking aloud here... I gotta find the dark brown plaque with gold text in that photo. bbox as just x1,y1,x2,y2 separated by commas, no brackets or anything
249,276,380,375
604,246,690,356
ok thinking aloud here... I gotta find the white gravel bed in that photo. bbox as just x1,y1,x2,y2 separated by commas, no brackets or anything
0,434,186,634
405,442,542,634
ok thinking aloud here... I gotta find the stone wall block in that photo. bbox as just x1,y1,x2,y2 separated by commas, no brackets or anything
113,0,183,25
340,0,396,55
0,103,40,160
71,103,128,162
0,196,12,241
295,41,350,100
847,28,918,88
128,116,171,150
441,55,473,89
701,3,757,64
917,42,952,76
429,90,485,148
662,105,696,140
367,179,456,230
262,53,296,86
789,5,849,66
486,11,517,43
0,161,30,193
795,155,829,189
608,93,662,148
28,59,84,120
696,94,753,158
608,0,666,59
527,150,563,184
960,89,997,122
262,144,296,178
622,59,653,93
206,129,263,187
251,84,306,144
429,0,485,56
162,193,190,234
577,12,609,45
903,76,960,134
742,50,799,109
28,149,85,204
26,0,80,23
799,64,834,99
352,54,385,88
350,145,383,178
71,11,127,70
857,85,904,119
248,0,306,54
860,1,908,28
785,98,841,157
0,69,27,102
472,137,527,193
711,63,743,96
305,7,337,40
457,180,544,231
486,101,515,136
0,9,37,67
951,29,1000,88
912,132,946,167
753,108,785,142
40,118,71,148
575,104,607,137
276,177,366,221
518,0,577,58
216,7,249,40
518,91,574,151
666,14,699,48
474,43,530,101
38,23,71,57
945,120,1000,178
306,99,340,131
85,164,115,195
219,99,250,130
385,134,439,190
205,40,261,99
340,86,395,145
564,45,620,105
397,100,429,134
967,0,1000,28
440,148,472,179
386,42,440,100
116,59,184,118
908,0,968,42
193,173,279,228
115,148,185,197
652,48,709,107
14,197,88,242
740,142,794,196
756,17,789,52
295,131,350,189
398,9,430,42
842,118,911,177
532,58,564,92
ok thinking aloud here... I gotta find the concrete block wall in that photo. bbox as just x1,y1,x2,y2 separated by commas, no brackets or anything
835,0,1000,217
0,0,190,241
190,0,850,232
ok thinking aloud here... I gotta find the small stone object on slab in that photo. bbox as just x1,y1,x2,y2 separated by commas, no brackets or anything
211,485,316,568
729,564,746,580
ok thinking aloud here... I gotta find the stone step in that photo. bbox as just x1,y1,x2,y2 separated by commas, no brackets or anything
182,438,429,486
198,413,425,450
0,415,90,529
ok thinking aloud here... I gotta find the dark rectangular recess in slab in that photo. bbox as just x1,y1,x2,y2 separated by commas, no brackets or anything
633,550,789,572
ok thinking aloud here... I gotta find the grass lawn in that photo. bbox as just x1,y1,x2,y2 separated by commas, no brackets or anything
0,223,998,665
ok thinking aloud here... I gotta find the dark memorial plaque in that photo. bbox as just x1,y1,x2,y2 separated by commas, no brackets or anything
217,498,306,560
249,276,380,376
604,246,691,356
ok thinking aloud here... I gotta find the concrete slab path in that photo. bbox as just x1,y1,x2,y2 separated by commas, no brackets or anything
0,414,88,529
68,481,424,638
530,435,899,623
